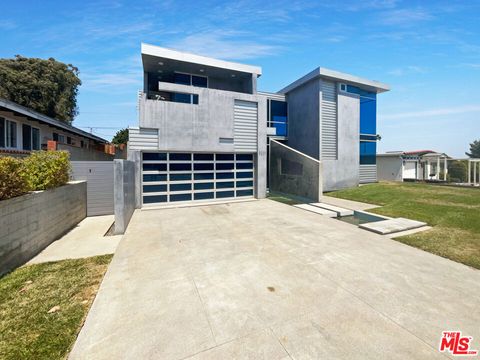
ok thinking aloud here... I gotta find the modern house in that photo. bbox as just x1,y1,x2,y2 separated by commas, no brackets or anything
0,98,120,160
128,43,389,207
377,150,449,182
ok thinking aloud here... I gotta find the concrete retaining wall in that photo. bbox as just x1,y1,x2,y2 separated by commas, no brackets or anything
114,160,135,234
269,140,322,202
0,181,87,276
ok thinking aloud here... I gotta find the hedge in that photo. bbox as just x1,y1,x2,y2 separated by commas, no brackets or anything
0,151,71,201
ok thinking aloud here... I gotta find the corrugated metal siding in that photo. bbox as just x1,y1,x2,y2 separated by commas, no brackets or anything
234,100,258,152
71,161,114,216
359,164,377,184
321,81,338,160
128,127,159,151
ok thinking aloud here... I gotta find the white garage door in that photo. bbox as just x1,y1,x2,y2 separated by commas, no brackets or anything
142,152,254,206
403,161,417,179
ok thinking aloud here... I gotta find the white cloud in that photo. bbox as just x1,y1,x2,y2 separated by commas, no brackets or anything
382,105,480,120
388,65,427,76
379,8,433,26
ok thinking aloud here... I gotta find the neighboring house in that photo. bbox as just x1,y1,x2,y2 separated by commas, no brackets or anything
128,43,390,207
0,98,120,160
377,150,449,182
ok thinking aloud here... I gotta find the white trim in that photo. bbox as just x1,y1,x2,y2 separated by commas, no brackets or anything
270,139,320,163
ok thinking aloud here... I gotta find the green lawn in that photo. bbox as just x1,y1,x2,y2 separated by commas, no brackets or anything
0,255,112,360
328,182,480,269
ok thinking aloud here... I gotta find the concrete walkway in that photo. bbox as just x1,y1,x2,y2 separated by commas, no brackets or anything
70,200,480,359
29,215,121,264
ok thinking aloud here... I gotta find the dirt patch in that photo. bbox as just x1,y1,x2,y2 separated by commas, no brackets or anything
267,286,275,292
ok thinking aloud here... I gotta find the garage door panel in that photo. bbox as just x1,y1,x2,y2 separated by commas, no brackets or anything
142,152,255,206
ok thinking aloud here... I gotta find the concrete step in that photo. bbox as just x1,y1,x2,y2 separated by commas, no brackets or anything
294,204,337,218
309,203,354,217
359,218,427,235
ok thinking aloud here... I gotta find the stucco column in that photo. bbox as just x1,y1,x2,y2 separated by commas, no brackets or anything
443,157,447,181
468,160,471,184
436,157,440,180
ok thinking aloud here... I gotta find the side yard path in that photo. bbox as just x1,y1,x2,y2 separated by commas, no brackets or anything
328,181,480,269
0,255,112,360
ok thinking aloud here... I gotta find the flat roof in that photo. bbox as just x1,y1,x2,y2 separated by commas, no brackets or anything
141,43,262,76
0,98,108,143
278,67,390,94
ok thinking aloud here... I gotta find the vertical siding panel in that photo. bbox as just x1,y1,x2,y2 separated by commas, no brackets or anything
321,81,338,160
234,100,258,152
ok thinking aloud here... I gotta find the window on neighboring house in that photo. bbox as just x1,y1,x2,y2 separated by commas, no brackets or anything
5,119,17,148
0,117,5,148
53,132,59,141
80,140,84,148
58,134,65,143
32,128,40,150
22,124,32,150
67,136,72,145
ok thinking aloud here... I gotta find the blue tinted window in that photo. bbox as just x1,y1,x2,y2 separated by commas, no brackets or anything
143,174,167,182
143,152,167,161
236,189,253,197
194,153,213,161
216,191,234,198
360,134,377,141
192,75,207,88
170,183,191,192
170,193,192,202
236,154,253,161
236,180,253,188
216,172,234,179
192,94,199,104
194,173,214,180
217,153,234,161
143,195,167,204
236,162,253,169
170,163,191,171
270,100,288,136
143,163,167,171
170,173,191,181
216,163,234,170
143,185,167,193
216,181,234,189
194,182,214,190
172,93,191,104
236,171,253,179
360,141,376,165
346,85,377,135
194,192,214,200
174,73,191,85
170,153,191,161
273,122,287,136
194,163,214,171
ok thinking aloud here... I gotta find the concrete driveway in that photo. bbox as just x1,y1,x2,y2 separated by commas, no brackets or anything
70,199,480,359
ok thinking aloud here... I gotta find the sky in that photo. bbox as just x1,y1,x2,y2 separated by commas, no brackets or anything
1,0,480,157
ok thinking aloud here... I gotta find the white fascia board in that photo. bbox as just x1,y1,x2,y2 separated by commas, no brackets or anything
278,67,390,94
141,43,262,75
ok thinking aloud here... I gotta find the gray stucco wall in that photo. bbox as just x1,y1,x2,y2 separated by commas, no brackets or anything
0,181,86,276
377,156,403,181
322,91,360,191
269,140,322,202
285,79,320,159
114,160,136,234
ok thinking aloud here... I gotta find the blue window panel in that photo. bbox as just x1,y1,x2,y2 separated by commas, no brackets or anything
236,162,253,169
216,191,234,198
192,75,208,88
217,153,234,161
273,122,287,136
194,182,214,190
143,163,167,171
143,152,167,161
236,180,253,188
143,185,167,193
174,73,191,85
216,181,234,189
236,189,253,197
194,192,214,200
170,193,192,202
143,174,167,182
194,153,213,161
216,162,234,170
170,163,191,171
170,183,192,192
360,141,377,165
236,154,253,161
172,93,191,104
360,97,377,135
194,163,214,171
170,153,191,161
236,171,253,179
194,173,214,180
170,173,191,181
216,172,234,179
192,94,199,104
143,195,167,204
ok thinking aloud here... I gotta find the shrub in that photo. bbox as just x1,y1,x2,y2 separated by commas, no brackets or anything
22,151,71,191
0,157,30,200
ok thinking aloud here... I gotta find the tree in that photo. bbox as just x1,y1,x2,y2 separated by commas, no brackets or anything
111,128,129,145
466,139,480,158
0,55,81,124
448,160,468,183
